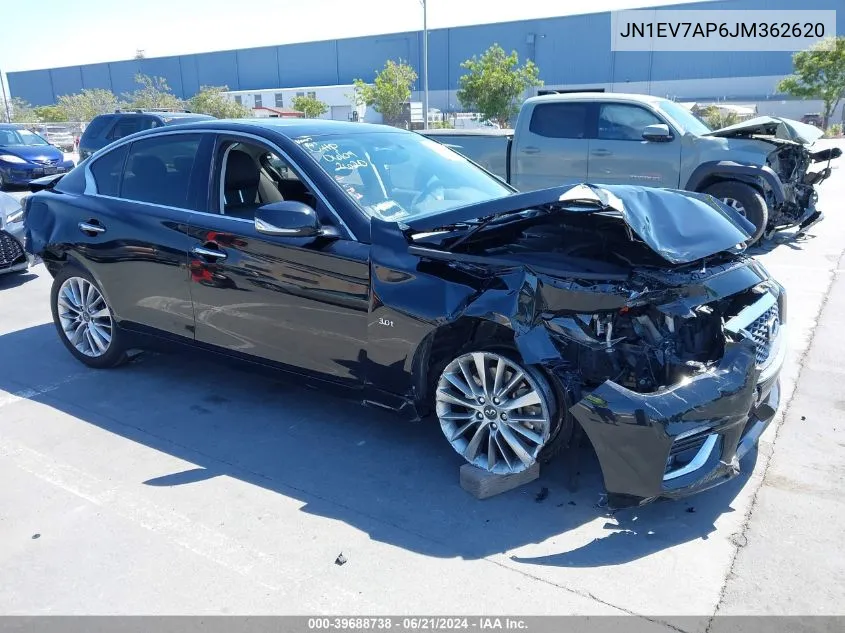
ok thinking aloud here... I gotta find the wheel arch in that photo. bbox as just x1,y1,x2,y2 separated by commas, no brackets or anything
685,160,785,204
411,317,517,416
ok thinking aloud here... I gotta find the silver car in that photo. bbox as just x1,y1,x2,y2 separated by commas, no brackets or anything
0,191,30,276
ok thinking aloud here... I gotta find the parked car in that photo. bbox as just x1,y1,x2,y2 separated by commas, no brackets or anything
23,119,785,507
38,124,76,152
800,113,823,128
421,93,841,244
0,191,30,275
77,110,216,160
0,124,76,189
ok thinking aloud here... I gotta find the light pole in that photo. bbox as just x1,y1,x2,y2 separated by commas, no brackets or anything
0,69,11,123
420,0,429,129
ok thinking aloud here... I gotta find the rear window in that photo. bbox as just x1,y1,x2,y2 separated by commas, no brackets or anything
81,116,114,140
529,103,590,139
90,144,129,196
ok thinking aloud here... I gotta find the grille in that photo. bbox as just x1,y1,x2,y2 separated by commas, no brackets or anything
32,158,59,166
0,231,25,268
746,302,779,365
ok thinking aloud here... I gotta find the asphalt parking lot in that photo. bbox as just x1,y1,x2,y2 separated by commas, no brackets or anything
1,144,843,625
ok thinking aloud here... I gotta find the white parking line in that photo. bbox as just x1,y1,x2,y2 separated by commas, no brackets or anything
0,372,91,409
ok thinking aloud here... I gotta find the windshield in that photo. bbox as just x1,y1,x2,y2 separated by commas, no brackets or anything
294,131,512,221
0,128,50,146
656,100,712,136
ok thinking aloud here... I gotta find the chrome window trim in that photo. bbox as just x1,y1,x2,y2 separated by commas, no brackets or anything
82,127,357,241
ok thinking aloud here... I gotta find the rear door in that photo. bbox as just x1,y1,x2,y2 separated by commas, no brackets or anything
511,101,594,191
70,132,211,338
587,102,682,187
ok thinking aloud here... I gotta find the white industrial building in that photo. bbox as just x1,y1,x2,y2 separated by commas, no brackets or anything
222,84,381,123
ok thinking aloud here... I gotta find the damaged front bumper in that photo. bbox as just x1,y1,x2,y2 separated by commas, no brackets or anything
570,298,786,509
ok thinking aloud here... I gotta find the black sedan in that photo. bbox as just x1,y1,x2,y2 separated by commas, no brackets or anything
22,119,786,507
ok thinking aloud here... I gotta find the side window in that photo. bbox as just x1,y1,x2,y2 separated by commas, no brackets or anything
90,144,129,196
219,141,318,220
528,103,590,139
598,104,663,141
121,134,202,208
108,117,148,140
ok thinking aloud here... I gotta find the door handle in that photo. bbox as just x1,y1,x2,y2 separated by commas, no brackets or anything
192,245,228,261
591,149,612,157
78,220,106,235
522,146,540,154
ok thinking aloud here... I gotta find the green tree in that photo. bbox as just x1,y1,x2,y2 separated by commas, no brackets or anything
188,85,252,118
291,94,329,119
9,97,38,123
122,74,183,111
698,105,740,130
457,44,543,128
56,88,118,121
353,59,417,126
34,104,69,122
777,36,845,129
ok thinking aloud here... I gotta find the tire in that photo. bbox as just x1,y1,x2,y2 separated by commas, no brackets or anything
50,265,129,369
703,181,769,245
433,347,570,474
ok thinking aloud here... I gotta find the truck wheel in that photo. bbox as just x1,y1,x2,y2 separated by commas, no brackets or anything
703,181,768,245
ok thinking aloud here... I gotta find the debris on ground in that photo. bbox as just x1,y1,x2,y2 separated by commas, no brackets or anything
535,487,549,503
31,534,40,540
335,552,347,566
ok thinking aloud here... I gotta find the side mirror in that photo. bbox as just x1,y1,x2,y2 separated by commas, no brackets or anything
255,201,321,238
642,123,673,142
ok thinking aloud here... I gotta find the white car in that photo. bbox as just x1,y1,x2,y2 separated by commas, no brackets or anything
39,125,76,152
0,191,30,276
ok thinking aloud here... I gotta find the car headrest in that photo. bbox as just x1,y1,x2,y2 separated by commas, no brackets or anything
225,150,260,190
131,154,167,183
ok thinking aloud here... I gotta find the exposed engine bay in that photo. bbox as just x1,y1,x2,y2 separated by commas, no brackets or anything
423,206,779,395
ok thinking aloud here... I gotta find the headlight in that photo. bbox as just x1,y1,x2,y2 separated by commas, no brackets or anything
6,208,23,224
0,154,27,164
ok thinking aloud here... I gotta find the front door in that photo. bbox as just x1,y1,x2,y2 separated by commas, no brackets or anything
187,136,370,385
587,102,682,188
72,132,210,339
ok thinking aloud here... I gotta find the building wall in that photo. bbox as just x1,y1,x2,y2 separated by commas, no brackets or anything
8,0,845,108
223,84,381,123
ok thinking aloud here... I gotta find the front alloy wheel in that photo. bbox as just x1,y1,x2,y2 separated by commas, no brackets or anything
435,352,553,475
57,276,113,357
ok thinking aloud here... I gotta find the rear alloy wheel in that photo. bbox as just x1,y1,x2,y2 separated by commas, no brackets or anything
435,351,554,475
50,267,129,368
703,181,769,245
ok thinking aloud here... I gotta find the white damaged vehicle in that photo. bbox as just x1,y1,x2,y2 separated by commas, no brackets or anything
0,191,30,276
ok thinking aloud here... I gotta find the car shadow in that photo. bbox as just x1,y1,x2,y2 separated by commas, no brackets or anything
747,230,815,256
0,271,38,289
0,323,755,567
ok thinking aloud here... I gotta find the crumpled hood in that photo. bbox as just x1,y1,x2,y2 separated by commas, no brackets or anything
405,183,754,265
704,116,824,145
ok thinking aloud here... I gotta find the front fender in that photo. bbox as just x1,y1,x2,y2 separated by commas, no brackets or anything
685,160,785,204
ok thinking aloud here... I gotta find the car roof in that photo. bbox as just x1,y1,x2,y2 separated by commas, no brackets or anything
525,92,668,106
126,118,411,140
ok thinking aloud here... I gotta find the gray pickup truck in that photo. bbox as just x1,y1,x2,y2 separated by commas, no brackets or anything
421,92,840,244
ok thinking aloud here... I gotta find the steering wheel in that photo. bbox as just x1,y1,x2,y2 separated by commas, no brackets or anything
411,176,444,208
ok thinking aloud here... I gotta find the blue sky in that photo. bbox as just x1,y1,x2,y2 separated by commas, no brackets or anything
1,0,704,72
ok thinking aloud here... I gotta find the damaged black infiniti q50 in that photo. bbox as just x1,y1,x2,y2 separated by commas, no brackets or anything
23,119,785,507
